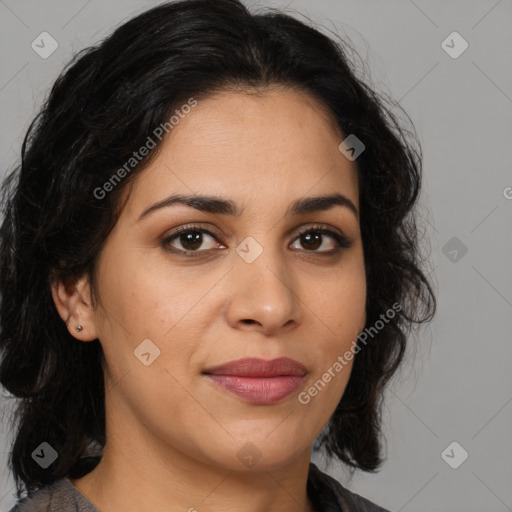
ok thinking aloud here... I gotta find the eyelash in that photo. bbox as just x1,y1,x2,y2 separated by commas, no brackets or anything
161,223,352,258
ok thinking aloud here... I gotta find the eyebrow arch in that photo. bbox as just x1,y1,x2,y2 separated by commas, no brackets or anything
137,192,358,222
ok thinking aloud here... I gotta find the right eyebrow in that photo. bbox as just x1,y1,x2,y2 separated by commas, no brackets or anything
138,194,240,221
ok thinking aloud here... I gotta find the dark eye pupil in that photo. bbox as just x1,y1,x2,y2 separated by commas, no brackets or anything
181,231,202,250
302,232,321,250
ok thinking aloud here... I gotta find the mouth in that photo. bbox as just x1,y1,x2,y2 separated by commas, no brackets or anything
202,357,307,405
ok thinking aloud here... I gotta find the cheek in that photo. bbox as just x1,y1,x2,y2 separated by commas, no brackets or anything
314,259,366,343
94,246,182,335
300,259,365,407
93,255,206,424
93,250,220,377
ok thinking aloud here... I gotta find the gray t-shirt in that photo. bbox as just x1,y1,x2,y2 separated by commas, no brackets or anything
8,462,391,512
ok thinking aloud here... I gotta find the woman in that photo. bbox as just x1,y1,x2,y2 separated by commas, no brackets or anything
0,1,436,511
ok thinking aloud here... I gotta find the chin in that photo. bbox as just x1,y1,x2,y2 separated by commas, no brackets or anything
206,436,310,473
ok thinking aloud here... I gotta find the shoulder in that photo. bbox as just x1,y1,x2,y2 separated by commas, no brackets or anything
308,462,392,512
7,479,85,512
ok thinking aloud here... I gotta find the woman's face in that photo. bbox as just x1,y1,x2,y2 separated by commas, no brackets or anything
86,88,366,471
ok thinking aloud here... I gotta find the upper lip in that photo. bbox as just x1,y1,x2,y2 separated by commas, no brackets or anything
203,357,307,377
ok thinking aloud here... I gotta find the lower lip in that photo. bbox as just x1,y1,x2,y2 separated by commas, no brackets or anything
205,375,305,404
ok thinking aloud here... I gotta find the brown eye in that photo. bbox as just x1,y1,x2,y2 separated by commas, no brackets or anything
175,230,204,251
291,227,352,253
297,232,323,251
162,227,224,254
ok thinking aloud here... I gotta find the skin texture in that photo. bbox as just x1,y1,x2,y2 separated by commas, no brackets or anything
51,88,367,512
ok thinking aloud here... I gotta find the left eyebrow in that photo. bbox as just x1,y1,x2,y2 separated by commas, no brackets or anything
137,192,358,222
286,193,359,219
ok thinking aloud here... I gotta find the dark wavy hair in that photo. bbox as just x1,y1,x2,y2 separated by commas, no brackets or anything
0,0,435,498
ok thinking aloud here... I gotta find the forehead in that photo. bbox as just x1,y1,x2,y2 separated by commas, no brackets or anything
122,88,359,218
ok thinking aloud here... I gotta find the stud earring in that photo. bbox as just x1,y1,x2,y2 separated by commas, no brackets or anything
75,325,83,332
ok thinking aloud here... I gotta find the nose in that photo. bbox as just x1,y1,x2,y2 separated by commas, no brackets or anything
223,244,303,336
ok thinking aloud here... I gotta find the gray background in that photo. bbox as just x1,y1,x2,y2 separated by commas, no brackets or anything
1,1,511,511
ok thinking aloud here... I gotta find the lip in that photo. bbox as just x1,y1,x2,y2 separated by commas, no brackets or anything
203,357,307,405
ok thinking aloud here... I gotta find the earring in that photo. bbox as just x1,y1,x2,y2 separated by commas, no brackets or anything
75,325,83,332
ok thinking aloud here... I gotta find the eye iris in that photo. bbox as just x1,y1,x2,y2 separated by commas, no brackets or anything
301,232,321,250
180,231,203,250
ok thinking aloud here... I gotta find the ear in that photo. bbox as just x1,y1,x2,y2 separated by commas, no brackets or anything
51,274,98,342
